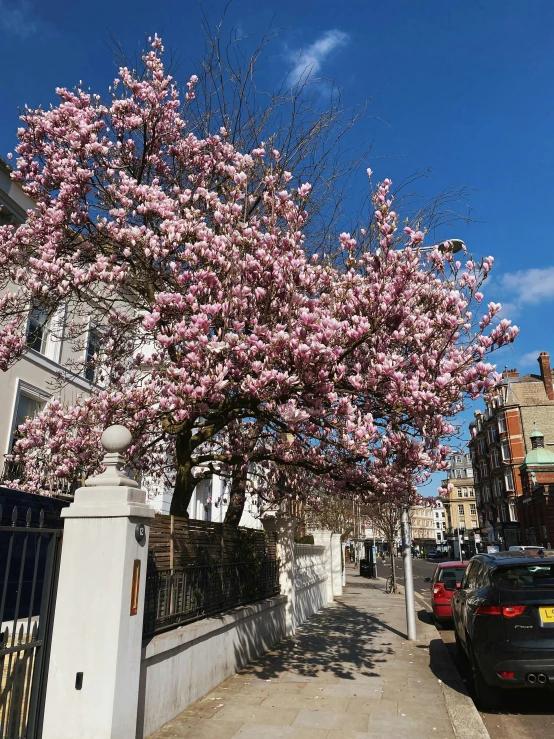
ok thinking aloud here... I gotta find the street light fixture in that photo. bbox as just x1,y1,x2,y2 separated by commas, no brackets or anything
418,238,466,254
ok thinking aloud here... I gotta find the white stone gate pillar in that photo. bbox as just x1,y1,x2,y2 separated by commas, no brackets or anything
42,426,155,739
311,530,333,603
262,517,296,636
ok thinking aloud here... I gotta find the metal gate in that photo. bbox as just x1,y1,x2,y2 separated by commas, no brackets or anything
0,504,62,739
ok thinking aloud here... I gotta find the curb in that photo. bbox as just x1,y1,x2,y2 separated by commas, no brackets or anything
413,591,490,739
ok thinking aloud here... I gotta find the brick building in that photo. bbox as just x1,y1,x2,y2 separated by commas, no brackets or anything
468,352,554,550
517,425,554,547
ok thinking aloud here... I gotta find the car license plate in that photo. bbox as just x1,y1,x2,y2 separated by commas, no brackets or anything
539,607,554,624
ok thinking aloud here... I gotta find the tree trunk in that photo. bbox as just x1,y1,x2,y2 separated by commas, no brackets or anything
169,431,195,517
224,469,247,527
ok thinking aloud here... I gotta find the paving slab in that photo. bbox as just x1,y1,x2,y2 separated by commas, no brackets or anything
147,565,490,739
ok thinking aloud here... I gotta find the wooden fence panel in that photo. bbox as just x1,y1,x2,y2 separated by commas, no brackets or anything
148,515,277,572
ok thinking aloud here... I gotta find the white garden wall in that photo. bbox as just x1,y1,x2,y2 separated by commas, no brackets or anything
293,543,327,626
136,595,287,739
134,526,337,738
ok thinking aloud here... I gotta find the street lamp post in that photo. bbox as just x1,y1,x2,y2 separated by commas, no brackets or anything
401,507,417,641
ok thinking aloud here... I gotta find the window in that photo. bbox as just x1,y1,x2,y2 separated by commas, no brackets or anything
85,327,102,384
437,533,442,541
463,560,482,589
483,483,491,502
494,564,554,590
456,455,462,464
464,489,469,497
455,469,462,478
504,469,514,492
26,304,50,353
438,567,466,584
25,303,64,363
470,504,476,515
478,439,486,455
466,469,473,478
459,519,466,529
490,449,500,469
11,394,43,449
501,505,507,522
471,520,477,528
509,502,517,522
457,489,463,498
435,511,440,518
442,511,445,518
458,504,464,515
501,441,510,461
488,426,498,444
498,415,506,434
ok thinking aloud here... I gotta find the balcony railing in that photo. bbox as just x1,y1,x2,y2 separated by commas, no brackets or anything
0,459,81,499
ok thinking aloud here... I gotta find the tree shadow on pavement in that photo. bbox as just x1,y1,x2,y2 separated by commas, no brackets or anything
235,598,396,683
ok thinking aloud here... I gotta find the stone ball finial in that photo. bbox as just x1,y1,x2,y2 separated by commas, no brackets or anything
101,425,133,454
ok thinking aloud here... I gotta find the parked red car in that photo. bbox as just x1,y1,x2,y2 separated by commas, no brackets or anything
426,561,468,628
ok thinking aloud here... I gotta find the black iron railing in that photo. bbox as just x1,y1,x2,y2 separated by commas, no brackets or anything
0,504,63,739
143,559,280,638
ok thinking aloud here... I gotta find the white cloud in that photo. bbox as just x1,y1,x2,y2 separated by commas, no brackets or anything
0,0,39,38
499,266,554,307
288,30,349,85
518,349,543,368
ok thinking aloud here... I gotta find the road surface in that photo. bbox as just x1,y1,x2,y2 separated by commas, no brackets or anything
377,557,554,739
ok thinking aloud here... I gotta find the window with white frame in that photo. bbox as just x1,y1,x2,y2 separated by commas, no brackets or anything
466,468,473,478
498,414,506,434
26,303,64,363
458,504,464,515
504,469,514,491
8,382,50,453
501,441,510,461
458,489,463,498
85,326,102,384
509,501,517,522
471,519,477,528
491,448,500,469
470,503,476,515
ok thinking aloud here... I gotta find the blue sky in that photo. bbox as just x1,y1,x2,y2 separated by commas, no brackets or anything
1,0,552,494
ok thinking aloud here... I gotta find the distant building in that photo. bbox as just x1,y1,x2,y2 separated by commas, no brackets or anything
468,353,554,550
429,497,447,550
410,502,436,555
440,451,478,557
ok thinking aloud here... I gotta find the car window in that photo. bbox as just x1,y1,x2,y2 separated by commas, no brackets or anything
494,564,554,590
474,562,488,588
462,560,480,589
438,567,466,584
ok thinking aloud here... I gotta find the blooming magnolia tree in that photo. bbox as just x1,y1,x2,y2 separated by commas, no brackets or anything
0,37,518,517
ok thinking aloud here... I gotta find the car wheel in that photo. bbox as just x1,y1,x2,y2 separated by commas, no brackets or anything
469,646,502,711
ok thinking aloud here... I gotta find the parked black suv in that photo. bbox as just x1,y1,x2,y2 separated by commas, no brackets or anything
452,551,554,709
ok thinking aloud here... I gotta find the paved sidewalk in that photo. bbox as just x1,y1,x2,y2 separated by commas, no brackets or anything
149,566,488,739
